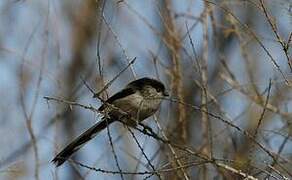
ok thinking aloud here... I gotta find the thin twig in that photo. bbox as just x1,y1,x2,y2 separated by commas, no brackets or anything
254,79,272,137
101,11,137,77
93,57,136,98
259,0,292,71
204,0,289,85
105,117,125,180
126,127,162,180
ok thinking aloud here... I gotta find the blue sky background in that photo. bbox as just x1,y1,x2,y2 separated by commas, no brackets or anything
0,0,291,179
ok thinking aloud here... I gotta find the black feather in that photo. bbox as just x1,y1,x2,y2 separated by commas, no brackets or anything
52,118,114,166
127,77,165,92
98,87,135,111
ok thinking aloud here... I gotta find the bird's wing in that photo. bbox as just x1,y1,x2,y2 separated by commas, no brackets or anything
98,87,135,111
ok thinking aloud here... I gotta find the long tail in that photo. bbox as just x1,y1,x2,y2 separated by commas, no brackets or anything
52,118,114,167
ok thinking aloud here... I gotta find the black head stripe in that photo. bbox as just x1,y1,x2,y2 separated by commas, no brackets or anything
127,77,165,91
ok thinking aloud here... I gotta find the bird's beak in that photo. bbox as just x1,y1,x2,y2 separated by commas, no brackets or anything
163,91,169,96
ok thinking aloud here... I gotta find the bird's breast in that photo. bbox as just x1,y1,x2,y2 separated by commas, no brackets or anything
111,93,161,122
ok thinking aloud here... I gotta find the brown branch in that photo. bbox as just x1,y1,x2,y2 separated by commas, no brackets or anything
259,0,292,71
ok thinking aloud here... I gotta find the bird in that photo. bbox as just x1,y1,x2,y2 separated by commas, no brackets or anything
52,77,169,166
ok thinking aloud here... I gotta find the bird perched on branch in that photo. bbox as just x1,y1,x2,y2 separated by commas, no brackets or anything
52,77,169,166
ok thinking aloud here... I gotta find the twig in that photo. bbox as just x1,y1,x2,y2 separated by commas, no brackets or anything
254,79,272,137
153,116,191,180
44,96,100,113
126,127,162,180
101,11,137,77
93,57,136,98
165,97,292,177
204,0,289,85
19,11,43,180
105,117,125,180
259,0,292,71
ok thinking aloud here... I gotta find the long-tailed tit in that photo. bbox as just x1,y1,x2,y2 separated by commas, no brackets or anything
52,77,168,166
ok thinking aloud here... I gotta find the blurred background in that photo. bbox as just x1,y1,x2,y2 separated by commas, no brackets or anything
0,0,291,179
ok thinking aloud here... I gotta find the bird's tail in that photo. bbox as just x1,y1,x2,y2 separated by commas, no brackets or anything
52,118,114,167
